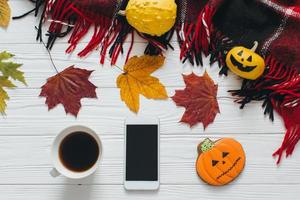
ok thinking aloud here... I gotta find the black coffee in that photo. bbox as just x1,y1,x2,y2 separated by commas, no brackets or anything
59,132,99,172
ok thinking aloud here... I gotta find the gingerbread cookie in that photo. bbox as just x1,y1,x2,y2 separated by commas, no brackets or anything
196,138,245,186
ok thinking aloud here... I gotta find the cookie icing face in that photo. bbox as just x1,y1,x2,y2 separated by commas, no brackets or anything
226,43,265,80
196,138,246,186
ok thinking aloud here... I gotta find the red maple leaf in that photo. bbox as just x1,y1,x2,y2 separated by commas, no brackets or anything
40,66,97,116
172,72,220,129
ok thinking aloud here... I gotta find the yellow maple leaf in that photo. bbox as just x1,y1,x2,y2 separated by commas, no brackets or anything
117,55,168,113
0,0,10,28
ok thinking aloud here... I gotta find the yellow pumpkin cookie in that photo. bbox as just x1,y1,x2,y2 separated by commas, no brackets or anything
226,41,265,80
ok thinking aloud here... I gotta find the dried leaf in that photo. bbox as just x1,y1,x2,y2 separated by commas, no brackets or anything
0,0,10,28
172,72,220,129
117,55,168,113
0,51,25,114
0,77,15,113
40,66,97,116
0,52,26,85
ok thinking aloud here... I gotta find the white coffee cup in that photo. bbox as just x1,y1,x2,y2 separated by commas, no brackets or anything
50,125,102,179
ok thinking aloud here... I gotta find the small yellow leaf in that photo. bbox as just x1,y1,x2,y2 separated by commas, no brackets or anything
0,0,11,28
0,87,9,114
117,55,168,113
0,77,15,114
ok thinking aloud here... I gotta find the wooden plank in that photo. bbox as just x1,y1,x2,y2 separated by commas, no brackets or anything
1,88,285,136
0,184,299,200
0,134,298,184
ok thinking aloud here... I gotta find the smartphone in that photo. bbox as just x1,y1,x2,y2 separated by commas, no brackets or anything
124,117,159,190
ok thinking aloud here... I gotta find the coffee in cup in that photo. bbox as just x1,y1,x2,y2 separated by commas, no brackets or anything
50,126,102,179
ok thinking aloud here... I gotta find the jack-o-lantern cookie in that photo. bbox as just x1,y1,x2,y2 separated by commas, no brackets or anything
226,41,265,80
196,138,245,186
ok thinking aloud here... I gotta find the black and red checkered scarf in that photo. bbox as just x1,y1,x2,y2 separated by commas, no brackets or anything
18,0,300,163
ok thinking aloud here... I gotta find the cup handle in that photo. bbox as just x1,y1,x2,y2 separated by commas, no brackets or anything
50,168,60,177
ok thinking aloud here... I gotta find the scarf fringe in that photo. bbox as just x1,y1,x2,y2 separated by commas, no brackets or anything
143,29,175,56
230,55,300,163
177,4,214,66
42,0,133,65
272,118,300,164
209,31,233,75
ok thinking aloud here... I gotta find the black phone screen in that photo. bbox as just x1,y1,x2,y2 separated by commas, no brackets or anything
126,124,158,181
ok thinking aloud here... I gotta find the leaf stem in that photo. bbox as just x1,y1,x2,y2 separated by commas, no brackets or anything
34,27,59,74
40,40,60,74
103,55,126,73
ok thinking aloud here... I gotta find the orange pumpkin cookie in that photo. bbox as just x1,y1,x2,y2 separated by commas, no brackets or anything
196,138,245,186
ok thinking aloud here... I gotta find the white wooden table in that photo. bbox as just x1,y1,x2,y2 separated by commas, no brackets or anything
0,1,299,199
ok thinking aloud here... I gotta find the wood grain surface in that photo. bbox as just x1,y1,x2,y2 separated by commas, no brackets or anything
0,1,299,199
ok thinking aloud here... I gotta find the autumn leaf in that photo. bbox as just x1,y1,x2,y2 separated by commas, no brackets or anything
0,52,26,85
0,77,15,113
117,55,168,113
0,51,25,114
172,72,220,129
40,66,97,116
0,51,13,60
0,0,10,28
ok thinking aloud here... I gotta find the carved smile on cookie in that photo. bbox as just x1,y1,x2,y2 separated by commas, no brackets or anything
217,157,241,180
225,42,266,80
230,55,257,72
196,138,246,186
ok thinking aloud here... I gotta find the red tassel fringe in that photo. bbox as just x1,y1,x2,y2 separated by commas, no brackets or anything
272,108,300,164
177,4,215,65
42,0,133,65
262,56,300,164
265,57,300,163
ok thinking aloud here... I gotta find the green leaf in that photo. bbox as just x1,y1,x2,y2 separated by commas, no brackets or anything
0,62,26,84
0,51,13,61
0,76,16,88
0,51,26,114
0,51,26,85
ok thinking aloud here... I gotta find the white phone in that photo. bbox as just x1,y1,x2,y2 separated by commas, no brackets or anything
124,117,160,190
